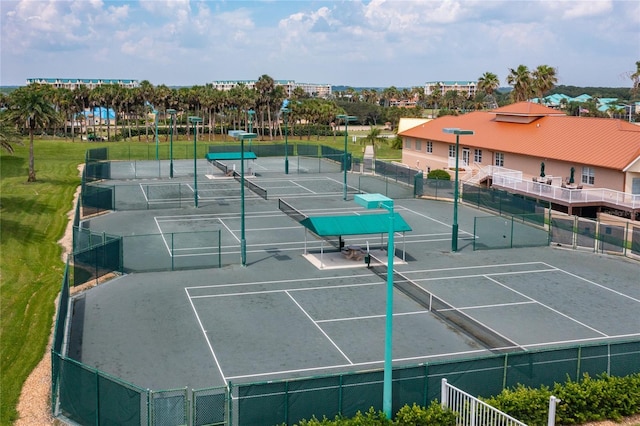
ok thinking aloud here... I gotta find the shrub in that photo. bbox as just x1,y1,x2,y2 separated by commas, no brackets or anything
484,373,640,426
291,401,455,426
427,169,451,180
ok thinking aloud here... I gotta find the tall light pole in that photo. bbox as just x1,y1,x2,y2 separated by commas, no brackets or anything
154,109,160,161
229,130,258,266
354,193,395,419
337,114,357,200
190,116,203,207
281,100,290,174
167,109,176,178
442,128,474,252
247,109,255,150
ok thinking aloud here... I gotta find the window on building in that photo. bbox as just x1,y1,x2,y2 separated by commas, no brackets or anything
495,152,504,167
426,141,433,153
581,167,595,185
415,140,421,151
403,138,411,149
474,149,482,163
448,145,456,158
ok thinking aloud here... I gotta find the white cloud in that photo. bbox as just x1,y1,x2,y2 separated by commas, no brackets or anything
0,0,636,87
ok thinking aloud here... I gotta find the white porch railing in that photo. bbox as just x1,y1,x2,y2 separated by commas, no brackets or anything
448,157,469,169
467,166,521,184
492,173,640,209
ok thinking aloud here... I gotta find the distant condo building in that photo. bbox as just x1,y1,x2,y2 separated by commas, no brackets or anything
210,79,332,98
424,81,478,98
26,78,140,90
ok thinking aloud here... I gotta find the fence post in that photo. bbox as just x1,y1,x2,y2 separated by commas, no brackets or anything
440,378,448,409
547,395,560,426
624,222,629,256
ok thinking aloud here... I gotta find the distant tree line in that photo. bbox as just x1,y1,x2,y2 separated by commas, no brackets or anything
1,62,638,181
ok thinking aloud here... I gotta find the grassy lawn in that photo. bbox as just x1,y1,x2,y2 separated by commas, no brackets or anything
0,139,85,425
0,134,401,424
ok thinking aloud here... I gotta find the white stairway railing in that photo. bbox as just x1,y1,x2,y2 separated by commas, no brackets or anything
441,379,561,426
441,378,527,426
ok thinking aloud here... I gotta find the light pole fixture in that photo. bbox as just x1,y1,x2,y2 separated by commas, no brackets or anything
336,114,357,200
354,193,395,419
229,130,258,266
442,128,474,252
189,116,203,207
281,101,290,174
167,109,176,178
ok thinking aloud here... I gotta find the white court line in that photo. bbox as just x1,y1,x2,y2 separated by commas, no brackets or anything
392,268,524,351
138,183,149,202
519,333,640,349
186,272,378,291
285,290,353,364
189,280,384,299
542,263,640,303
154,216,173,256
316,310,429,324
450,300,537,311
402,261,555,275
185,288,227,385
410,268,558,283
400,206,474,236
224,348,489,381
290,180,316,194
217,218,240,243
154,210,284,222
484,275,608,337
325,176,359,192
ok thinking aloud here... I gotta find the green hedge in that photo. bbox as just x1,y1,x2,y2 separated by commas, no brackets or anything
290,374,640,426
484,373,640,425
290,401,456,425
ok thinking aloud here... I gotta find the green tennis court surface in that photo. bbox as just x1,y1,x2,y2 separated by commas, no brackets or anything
69,190,640,391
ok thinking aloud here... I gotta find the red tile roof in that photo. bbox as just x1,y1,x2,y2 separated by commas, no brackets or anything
399,102,640,170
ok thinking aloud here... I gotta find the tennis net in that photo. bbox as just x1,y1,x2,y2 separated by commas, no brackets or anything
369,257,523,352
210,159,229,174
233,171,268,200
278,199,307,223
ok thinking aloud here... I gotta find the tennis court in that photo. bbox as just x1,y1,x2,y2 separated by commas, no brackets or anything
69,183,640,392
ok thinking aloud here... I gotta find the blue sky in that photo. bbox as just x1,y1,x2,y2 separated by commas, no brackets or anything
1,0,638,88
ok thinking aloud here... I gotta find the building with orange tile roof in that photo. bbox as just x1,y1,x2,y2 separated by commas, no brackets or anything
399,102,640,219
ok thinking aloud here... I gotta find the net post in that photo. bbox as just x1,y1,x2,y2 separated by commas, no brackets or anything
218,230,222,268
510,216,515,248
473,217,477,251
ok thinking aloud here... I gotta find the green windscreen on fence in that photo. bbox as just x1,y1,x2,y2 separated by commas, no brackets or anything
193,387,227,426
375,159,420,187
57,356,146,426
418,178,454,200
358,175,414,199
473,214,549,250
72,234,123,285
633,225,640,256
463,184,546,217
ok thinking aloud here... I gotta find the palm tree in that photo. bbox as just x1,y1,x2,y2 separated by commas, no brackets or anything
506,65,532,102
630,61,640,97
478,72,500,109
362,126,385,154
255,74,276,139
6,84,60,181
0,112,24,153
532,65,558,100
